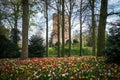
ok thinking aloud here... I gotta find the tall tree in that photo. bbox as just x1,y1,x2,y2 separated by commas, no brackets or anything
38,0,50,57
56,0,61,57
61,0,65,57
10,1,21,44
97,0,108,56
21,0,29,59
0,0,21,44
45,0,49,57
13,3,20,44
65,0,75,56
79,0,83,56
68,0,72,57
90,0,96,56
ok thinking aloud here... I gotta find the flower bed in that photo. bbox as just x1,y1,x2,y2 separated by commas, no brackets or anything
0,56,120,80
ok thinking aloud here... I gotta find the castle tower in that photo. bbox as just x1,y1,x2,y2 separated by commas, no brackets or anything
51,13,69,44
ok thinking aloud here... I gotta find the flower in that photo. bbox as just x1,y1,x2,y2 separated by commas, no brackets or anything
0,56,120,79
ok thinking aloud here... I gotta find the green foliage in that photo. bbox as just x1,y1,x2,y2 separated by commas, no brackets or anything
48,47,58,57
82,47,92,56
104,26,120,65
10,28,21,44
29,35,45,58
73,39,79,44
65,39,69,45
0,25,9,38
54,41,60,46
0,35,20,58
85,36,92,47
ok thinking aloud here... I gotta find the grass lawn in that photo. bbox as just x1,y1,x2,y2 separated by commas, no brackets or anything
48,44,92,57
0,56,120,80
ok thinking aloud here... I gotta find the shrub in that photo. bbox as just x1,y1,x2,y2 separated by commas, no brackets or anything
10,28,21,44
55,41,60,46
29,35,45,58
73,39,79,44
0,35,20,58
104,26,120,65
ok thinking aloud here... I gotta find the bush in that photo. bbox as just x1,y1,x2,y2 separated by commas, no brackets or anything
0,35,20,58
55,41,60,46
10,28,21,44
29,35,45,58
73,39,79,44
104,26,120,65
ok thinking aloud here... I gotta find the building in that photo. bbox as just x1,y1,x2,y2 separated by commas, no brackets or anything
51,13,69,44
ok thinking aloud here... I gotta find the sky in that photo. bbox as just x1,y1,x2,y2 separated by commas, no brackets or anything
109,0,120,4
29,0,120,40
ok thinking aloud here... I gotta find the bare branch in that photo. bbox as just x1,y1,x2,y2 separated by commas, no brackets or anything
107,11,120,16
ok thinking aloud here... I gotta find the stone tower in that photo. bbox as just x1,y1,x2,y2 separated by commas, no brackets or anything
51,13,69,44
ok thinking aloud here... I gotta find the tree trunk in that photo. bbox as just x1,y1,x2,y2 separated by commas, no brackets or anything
91,0,96,56
14,4,19,45
61,0,64,57
97,0,108,56
68,0,72,57
21,0,29,60
45,0,49,57
79,0,83,56
57,13,60,57
57,0,61,57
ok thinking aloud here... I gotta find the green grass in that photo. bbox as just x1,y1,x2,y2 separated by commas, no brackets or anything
48,44,92,57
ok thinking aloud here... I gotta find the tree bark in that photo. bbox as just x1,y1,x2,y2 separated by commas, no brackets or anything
57,14,60,57
97,0,108,56
45,0,49,57
21,0,29,60
79,0,83,56
57,0,61,57
61,0,64,57
68,0,72,57
91,0,96,56
14,4,19,45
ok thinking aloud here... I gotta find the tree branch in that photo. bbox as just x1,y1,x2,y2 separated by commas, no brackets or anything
107,11,120,16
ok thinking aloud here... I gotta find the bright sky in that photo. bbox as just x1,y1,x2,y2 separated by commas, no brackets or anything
109,0,120,4
29,0,120,40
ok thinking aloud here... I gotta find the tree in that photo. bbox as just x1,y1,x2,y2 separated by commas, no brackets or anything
10,28,20,44
68,0,72,57
0,0,22,45
79,0,83,56
21,0,29,59
44,0,49,57
74,0,88,56
97,0,108,56
61,0,65,57
0,25,9,38
10,0,21,45
90,0,96,56
0,35,20,58
56,0,61,57
65,0,76,56
29,35,45,58
1,0,38,46
37,0,52,57
104,21,120,65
